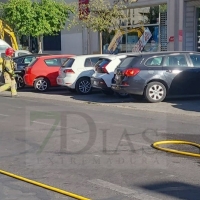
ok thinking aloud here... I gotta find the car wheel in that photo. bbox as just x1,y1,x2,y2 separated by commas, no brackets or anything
102,90,114,95
144,82,166,103
34,77,50,92
15,74,25,90
75,77,92,94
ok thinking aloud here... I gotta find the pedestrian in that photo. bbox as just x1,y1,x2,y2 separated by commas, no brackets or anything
0,47,18,97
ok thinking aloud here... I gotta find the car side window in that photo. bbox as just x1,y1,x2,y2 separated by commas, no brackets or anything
23,56,35,64
189,54,200,67
145,56,163,66
13,57,23,64
45,58,61,66
164,55,188,67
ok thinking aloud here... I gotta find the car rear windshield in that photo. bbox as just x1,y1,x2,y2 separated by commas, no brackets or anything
96,58,111,67
62,58,75,68
117,56,136,69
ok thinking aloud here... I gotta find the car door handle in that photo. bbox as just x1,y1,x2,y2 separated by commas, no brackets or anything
166,69,182,74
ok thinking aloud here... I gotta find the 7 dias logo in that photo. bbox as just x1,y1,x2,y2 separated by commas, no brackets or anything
26,108,167,170
28,110,160,156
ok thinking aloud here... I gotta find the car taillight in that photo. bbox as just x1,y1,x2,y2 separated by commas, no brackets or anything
102,64,109,74
124,68,140,77
64,69,74,73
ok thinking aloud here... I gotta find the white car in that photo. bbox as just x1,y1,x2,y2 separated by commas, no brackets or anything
56,54,110,94
91,54,130,97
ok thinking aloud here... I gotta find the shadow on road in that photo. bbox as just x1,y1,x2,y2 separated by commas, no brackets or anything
137,181,200,200
20,87,133,104
165,96,200,113
18,87,200,112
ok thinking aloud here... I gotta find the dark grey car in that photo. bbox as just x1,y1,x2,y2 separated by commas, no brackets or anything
111,51,200,103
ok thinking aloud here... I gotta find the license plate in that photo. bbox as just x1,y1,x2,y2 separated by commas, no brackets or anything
93,81,98,85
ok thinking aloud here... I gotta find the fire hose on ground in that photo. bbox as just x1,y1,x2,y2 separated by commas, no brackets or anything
0,169,91,200
152,140,200,158
1,140,199,200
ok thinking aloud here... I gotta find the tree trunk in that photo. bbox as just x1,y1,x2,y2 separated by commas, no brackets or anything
100,32,103,54
37,36,43,53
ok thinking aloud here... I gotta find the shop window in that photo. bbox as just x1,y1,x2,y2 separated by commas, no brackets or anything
43,32,61,51
102,4,167,54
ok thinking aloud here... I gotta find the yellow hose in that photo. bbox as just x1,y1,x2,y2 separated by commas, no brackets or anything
0,169,91,200
152,140,200,158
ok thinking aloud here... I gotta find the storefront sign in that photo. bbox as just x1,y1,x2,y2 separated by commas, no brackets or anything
79,0,89,20
132,27,152,52
169,36,174,42
179,30,183,42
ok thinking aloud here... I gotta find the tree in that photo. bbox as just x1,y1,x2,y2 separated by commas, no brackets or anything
1,0,75,53
68,0,127,54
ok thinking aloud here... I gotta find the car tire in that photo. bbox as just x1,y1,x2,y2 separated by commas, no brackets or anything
75,77,92,94
15,74,25,90
144,81,166,103
115,92,129,98
101,90,114,95
34,77,50,92
131,94,144,101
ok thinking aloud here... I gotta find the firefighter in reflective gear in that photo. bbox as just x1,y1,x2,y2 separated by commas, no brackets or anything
0,47,17,97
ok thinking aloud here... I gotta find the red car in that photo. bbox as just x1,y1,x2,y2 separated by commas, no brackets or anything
24,54,74,92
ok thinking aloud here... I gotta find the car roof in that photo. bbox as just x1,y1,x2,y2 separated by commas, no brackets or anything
13,53,51,60
98,54,129,60
121,51,200,57
36,54,75,59
72,54,110,59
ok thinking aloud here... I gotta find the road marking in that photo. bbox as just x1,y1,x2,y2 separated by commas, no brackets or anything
0,114,9,117
121,139,150,147
88,179,161,200
31,121,84,133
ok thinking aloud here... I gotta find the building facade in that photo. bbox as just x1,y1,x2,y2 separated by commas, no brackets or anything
41,0,200,54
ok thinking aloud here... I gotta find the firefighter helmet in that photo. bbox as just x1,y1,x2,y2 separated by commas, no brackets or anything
5,47,15,56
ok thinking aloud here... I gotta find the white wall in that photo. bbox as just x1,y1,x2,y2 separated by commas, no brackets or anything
61,32,83,55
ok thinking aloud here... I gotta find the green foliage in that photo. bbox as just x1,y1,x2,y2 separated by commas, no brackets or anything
1,0,75,38
160,4,167,13
68,0,128,32
1,0,34,36
30,0,74,37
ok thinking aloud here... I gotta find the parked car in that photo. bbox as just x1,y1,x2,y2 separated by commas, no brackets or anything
57,54,110,94
111,51,200,103
91,54,129,97
13,53,50,89
24,54,74,92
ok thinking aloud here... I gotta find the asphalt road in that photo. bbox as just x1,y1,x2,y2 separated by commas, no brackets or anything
0,89,200,200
